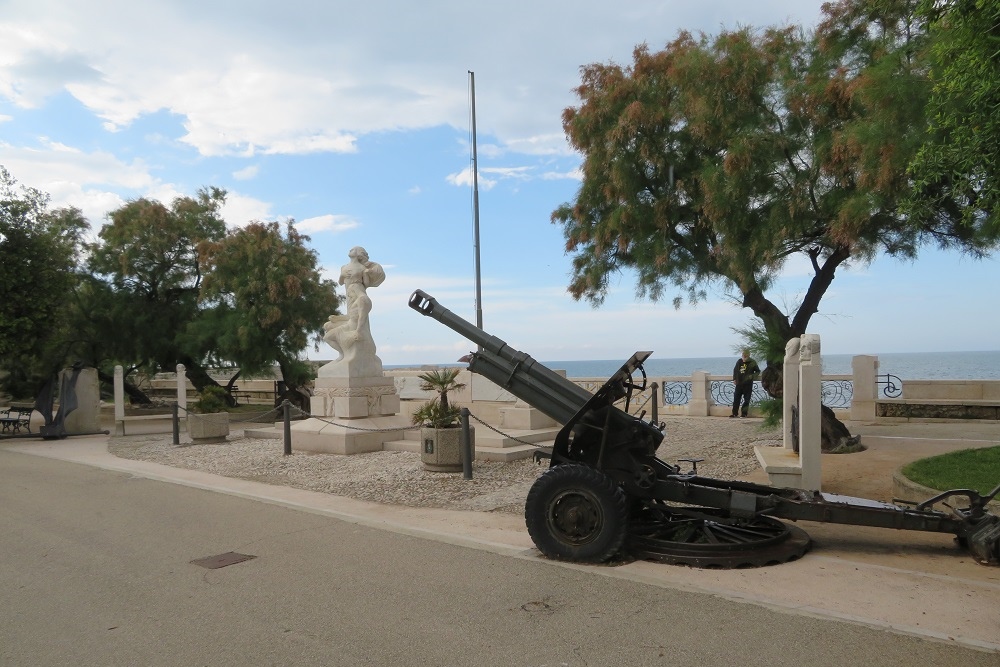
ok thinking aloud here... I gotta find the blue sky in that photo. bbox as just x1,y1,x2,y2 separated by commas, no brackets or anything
2,0,997,366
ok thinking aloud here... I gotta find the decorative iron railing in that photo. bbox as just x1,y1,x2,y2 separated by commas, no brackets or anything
820,379,854,408
570,375,863,412
710,380,772,408
568,368,914,416
877,373,903,398
662,381,692,406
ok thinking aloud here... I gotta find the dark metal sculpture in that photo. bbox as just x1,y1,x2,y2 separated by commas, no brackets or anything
32,362,87,439
409,290,1000,568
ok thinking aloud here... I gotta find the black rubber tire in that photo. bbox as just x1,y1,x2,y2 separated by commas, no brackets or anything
524,464,628,563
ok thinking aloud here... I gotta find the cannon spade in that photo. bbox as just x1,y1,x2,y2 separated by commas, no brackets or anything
409,290,1000,567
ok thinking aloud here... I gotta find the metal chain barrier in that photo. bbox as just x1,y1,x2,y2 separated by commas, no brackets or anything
287,405,550,444
176,402,284,424
467,411,548,449
173,402,548,459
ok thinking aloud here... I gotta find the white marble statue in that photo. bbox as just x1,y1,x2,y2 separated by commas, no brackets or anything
320,246,386,378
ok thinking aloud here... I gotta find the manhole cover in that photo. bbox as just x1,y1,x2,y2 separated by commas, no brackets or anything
190,552,256,569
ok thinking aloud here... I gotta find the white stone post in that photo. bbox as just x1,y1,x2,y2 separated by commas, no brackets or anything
782,339,801,452
850,355,879,421
176,364,187,412
798,334,822,491
686,371,711,416
114,365,125,436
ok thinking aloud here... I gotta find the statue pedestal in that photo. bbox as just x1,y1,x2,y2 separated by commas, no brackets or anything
310,376,399,419
291,375,409,455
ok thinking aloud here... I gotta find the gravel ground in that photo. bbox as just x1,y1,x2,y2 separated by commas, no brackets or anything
107,416,781,514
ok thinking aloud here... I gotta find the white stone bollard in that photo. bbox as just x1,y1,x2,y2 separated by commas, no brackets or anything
687,371,712,417
782,339,800,452
114,365,125,436
850,355,879,421
176,364,187,412
798,334,822,491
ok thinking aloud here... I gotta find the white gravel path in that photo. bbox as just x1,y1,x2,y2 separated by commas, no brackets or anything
108,416,780,514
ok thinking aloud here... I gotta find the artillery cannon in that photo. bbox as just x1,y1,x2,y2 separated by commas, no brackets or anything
409,290,1000,568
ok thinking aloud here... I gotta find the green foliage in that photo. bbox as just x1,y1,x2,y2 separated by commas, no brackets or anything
411,400,462,429
412,368,466,428
552,0,982,359
1,172,337,402
730,320,787,367
906,0,1000,242
86,188,228,383
192,385,228,414
755,398,784,429
0,167,89,396
902,446,1000,496
196,221,339,387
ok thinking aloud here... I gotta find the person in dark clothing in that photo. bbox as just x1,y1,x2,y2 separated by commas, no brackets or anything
731,349,760,418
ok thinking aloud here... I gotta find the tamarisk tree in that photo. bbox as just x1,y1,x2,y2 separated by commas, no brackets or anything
552,0,997,448
197,221,339,408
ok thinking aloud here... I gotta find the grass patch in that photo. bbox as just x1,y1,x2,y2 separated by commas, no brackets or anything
901,446,1000,495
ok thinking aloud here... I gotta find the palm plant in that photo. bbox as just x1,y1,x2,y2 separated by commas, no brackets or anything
411,368,466,428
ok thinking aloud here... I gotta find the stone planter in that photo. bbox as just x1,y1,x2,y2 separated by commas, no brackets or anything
187,412,230,444
420,426,474,472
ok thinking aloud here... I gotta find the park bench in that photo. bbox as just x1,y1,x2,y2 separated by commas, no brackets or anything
0,406,33,434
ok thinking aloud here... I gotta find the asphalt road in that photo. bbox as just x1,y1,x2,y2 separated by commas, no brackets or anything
1,449,995,667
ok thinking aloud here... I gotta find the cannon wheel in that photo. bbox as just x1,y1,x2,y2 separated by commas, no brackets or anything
628,501,811,568
525,464,628,563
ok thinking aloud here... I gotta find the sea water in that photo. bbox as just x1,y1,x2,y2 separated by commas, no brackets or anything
540,350,1000,380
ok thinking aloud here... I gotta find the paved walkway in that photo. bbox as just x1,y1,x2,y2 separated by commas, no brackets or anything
5,418,1000,653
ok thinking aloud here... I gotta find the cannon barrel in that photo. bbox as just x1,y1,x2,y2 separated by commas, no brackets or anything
408,290,592,424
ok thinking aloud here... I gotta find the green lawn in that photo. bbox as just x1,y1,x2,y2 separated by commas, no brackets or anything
902,446,1000,496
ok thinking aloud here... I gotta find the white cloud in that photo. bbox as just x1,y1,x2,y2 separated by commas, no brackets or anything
447,166,496,190
0,140,154,223
542,168,583,181
232,165,258,181
296,214,360,234
483,166,532,180
0,0,827,160
220,192,273,228
445,165,536,189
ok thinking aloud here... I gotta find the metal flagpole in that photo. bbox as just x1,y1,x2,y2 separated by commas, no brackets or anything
469,71,483,339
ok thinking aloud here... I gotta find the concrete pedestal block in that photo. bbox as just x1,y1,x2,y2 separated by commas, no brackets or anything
334,396,370,418
311,376,400,419
420,426,475,472
499,406,556,430
295,373,406,455
291,415,411,455
61,367,101,434
187,413,229,444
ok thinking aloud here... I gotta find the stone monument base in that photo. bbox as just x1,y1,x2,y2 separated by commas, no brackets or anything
291,415,411,455
310,376,400,419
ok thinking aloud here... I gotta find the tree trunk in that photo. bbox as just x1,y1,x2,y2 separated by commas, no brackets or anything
760,364,782,398
177,357,237,407
225,370,241,393
759,361,860,453
96,368,152,405
820,404,861,452
275,360,310,413
740,244,858,453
